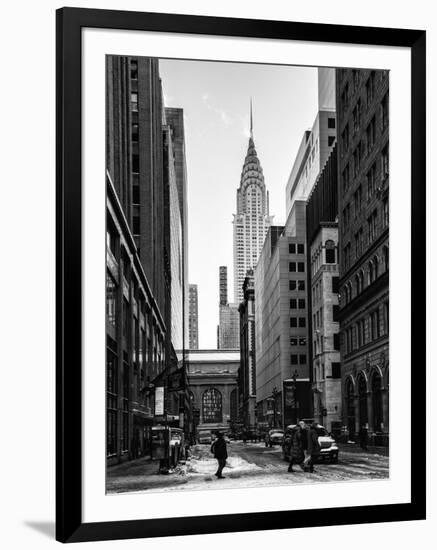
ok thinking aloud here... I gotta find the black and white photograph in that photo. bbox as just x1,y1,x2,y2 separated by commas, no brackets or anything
105,56,390,494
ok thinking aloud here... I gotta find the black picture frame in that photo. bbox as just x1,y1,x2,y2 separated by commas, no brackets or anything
56,6,426,543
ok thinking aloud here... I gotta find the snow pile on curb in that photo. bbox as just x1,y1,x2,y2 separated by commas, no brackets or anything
186,455,262,476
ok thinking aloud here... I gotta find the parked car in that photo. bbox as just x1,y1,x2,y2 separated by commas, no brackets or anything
282,423,339,463
265,429,284,447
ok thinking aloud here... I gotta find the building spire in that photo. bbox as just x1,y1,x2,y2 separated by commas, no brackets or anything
250,97,253,139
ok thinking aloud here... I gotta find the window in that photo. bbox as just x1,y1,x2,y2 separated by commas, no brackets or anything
353,99,361,133
297,243,305,254
354,185,362,213
341,84,349,114
297,262,305,272
333,333,340,351
383,246,389,271
299,338,307,346
333,305,340,322
352,69,360,91
343,243,351,270
341,124,349,156
289,262,296,272
290,338,298,346
291,354,298,365
298,317,306,328
331,363,341,379
202,388,223,423
132,123,139,142
131,92,138,112
132,153,140,173
299,354,306,365
381,146,389,179
366,116,376,152
381,93,389,131
289,243,296,254
371,310,380,340
332,276,339,294
298,280,305,291
106,274,117,328
328,117,336,129
328,135,335,146
290,299,297,309
367,163,376,198
298,299,306,309
355,228,363,258
130,60,138,79
106,339,118,456
366,71,375,106
290,317,297,328
107,220,118,256
122,298,130,339
368,260,375,284
325,240,336,263
342,164,350,193
353,143,362,177
367,210,378,243
383,198,389,228
289,280,296,291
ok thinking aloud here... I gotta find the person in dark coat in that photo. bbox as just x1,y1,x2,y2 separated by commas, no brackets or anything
211,432,228,478
359,425,368,451
287,420,307,472
305,422,321,473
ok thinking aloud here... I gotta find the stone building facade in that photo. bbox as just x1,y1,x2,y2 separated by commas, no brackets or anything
255,202,312,429
238,270,256,430
187,350,239,435
306,144,342,433
336,68,389,445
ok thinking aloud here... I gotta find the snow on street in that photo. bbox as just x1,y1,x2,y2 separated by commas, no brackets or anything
106,441,389,494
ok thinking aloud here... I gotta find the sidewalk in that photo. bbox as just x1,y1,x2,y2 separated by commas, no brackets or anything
338,442,389,457
106,455,189,493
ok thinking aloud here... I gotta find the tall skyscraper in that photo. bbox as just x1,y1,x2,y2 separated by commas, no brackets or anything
219,266,228,306
188,284,199,350
217,266,240,350
105,56,190,465
233,102,273,304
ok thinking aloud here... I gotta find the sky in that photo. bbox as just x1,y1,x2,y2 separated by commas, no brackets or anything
159,58,318,349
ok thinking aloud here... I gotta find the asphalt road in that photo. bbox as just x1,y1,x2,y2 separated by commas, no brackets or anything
106,441,389,494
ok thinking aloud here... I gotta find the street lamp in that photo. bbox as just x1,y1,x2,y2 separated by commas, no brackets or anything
291,370,299,423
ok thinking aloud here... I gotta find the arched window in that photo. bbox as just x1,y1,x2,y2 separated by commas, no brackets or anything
355,274,361,295
230,388,238,421
383,246,389,272
372,372,383,432
202,388,223,423
373,255,379,279
358,374,368,427
346,379,356,438
359,270,365,291
368,261,374,285
325,240,336,264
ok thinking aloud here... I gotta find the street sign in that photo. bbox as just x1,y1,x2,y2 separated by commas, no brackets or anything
155,386,164,416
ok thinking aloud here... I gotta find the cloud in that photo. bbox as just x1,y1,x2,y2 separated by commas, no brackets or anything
201,93,234,127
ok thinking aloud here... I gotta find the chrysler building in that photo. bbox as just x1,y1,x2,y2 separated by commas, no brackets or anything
233,102,273,303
